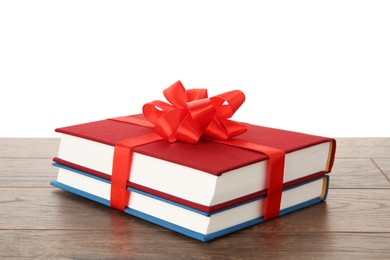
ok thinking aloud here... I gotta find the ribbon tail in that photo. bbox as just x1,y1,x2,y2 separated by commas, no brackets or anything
203,118,247,140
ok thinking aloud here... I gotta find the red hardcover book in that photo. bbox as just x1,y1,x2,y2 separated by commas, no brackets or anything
53,114,336,213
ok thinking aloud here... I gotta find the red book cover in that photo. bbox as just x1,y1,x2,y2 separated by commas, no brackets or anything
54,114,336,213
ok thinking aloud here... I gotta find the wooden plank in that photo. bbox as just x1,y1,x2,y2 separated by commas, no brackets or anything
0,138,59,158
0,158,57,187
1,188,389,233
373,158,390,182
0,188,131,230
0,230,389,259
336,138,390,158
329,158,390,189
268,189,390,232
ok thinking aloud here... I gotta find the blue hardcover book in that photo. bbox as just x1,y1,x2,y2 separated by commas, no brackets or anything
51,163,329,242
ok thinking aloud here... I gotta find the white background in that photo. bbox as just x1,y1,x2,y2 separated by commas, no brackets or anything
1,0,389,138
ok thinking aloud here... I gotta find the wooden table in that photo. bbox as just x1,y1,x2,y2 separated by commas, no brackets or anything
1,138,390,259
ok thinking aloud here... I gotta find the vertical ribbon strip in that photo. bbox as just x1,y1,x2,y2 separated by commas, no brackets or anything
213,139,285,221
110,133,163,211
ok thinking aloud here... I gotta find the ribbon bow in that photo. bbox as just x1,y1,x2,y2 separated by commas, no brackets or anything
142,81,247,144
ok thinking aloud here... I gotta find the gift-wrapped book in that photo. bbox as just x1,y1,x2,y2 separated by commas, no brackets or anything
51,81,336,241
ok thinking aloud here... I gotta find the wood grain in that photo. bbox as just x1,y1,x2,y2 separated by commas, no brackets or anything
373,158,390,182
1,230,389,259
330,158,390,189
335,138,390,158
0,138,390,259
0,158,56,187
0,138,59,158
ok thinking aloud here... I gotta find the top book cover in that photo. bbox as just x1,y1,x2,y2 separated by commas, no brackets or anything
53,81,336,213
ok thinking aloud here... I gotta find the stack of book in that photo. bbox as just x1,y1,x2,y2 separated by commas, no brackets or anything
51,115,336,242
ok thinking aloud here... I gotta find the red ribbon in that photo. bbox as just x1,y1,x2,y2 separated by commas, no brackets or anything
214,139,285,221
110,133,163,211
110,81,285,221
143,80,247,144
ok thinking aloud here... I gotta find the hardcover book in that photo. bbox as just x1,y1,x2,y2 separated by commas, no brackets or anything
51,163,329,242
53,116,335,213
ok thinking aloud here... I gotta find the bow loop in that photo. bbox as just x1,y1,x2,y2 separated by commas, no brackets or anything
142,100,174,124
211,90,245,118
143,80,247,143
186,88,208,101
163,81,187,108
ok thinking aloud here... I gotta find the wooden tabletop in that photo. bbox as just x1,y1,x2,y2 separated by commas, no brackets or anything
1,138,390,259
